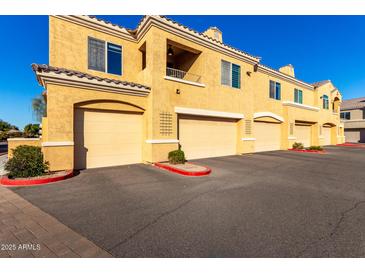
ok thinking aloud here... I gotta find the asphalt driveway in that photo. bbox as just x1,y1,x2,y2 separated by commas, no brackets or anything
12,146,365,257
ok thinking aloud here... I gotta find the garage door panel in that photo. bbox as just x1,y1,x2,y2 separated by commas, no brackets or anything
74,109,142,169
254,122,281,152
323,127,331,146
179,116,237,160
295,125,311,147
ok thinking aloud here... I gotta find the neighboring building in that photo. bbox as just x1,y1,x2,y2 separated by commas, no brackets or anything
340,97,365,143
11,16,345,171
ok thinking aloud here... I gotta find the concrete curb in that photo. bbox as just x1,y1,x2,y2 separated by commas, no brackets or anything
1,170,74,187
154,162,211,176
288,149,326,154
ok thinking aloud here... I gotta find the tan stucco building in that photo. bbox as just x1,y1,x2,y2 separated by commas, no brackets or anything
10,15,345,171
340,97,365,143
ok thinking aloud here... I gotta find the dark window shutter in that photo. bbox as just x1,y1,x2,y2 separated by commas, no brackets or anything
107,43,122,75
276,82,281,100
232,64,241,88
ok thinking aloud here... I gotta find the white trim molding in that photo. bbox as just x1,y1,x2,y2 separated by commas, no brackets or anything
288,136,297,140
175,107,244,119
282,101,320,112
253,112,284,122
164,76,205,88
241,138,256,141
7,138,40,141
42,141,74,147
145,139,179,144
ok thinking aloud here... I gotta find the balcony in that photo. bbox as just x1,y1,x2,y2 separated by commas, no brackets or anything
165,40,204,87
166,67,201,82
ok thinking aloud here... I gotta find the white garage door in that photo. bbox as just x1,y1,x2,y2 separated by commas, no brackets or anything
254,122,281,152
74,108,142,169
323,126,331,146
295,124,311,147
179,115,237,160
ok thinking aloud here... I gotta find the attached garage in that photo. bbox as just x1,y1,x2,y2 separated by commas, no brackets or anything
344,129,363,143
322,126,332,146
74,108,143,169
295,123,312,147
178,115,237,160
254,122,281,152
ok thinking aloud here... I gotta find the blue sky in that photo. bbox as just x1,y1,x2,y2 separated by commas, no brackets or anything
0,15,364,129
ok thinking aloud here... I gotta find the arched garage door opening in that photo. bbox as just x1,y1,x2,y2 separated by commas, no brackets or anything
322,123,335,146
253,113,283,153
74,105,143,170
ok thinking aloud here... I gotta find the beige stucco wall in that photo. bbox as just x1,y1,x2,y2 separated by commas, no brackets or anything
7,138,41,158
33,16,345,171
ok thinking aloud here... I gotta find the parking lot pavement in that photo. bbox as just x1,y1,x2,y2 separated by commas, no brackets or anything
11,146,365,257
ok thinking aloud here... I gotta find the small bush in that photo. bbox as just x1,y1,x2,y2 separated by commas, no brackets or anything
308,145,323,151
292,142,304,149
168,149,186,165
5,145,49,178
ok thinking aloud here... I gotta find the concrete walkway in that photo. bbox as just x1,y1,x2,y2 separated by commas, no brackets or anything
0,154,7,176
0,186,112,258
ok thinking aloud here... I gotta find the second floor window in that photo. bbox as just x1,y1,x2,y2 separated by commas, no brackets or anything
340,112,351,120
88,37,122,75
322,95,329,109
269,80,281,100
221,60,241,89
294,88,303,104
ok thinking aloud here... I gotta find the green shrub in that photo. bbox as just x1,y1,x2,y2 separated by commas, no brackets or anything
168,149,186,165
5,145,49,178
308,145,323,151
292,142,304,149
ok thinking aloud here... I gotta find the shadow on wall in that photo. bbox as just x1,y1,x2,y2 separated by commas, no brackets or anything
360,129,365,143
74,108,88,170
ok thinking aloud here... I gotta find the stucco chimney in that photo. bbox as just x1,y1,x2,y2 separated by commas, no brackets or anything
203,27,222,43
279,64,295,77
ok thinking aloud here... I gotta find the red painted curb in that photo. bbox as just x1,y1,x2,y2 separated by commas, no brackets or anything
0,170,74,187
154,162,211,176
288,149,326,154
336,143,365,148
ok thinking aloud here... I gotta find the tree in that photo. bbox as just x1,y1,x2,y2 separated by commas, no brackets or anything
24,123,40,138
32,95,46,122
0,119,18,131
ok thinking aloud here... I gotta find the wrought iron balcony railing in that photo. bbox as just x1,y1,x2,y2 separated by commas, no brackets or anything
166,67,202,84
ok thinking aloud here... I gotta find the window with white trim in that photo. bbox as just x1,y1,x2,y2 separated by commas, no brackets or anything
88,37,122,75
340,112,351,120
269,80,281,100
221,60,241,89
294,88,303,104
322,95,329,109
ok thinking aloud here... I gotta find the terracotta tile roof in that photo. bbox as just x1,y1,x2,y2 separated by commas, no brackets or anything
312,80,331,88
31,64,151,90
257,63,314,88
84,15,260,61
157,16,260,61
341,97,365,111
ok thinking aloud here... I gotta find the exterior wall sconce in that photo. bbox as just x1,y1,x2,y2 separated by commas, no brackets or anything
246,71,252,76
167,46,174,56
176,89,181,94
